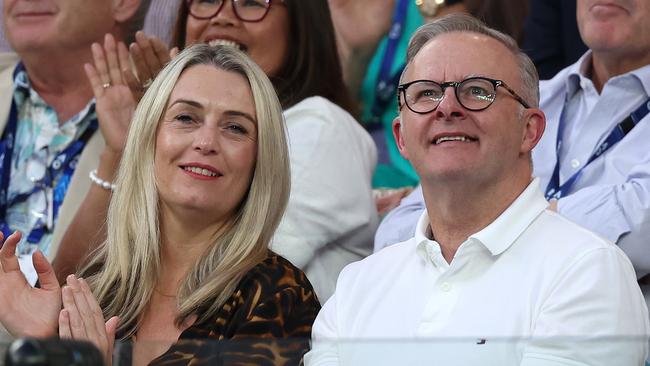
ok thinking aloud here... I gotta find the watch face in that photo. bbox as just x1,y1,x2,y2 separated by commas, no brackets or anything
415,0,445,18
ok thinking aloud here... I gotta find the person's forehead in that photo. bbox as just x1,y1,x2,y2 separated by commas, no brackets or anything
407,31,519,82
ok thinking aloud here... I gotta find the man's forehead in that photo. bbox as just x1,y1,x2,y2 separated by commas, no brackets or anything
407,31,518,82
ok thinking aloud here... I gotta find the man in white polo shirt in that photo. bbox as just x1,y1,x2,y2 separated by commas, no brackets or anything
306,14,649,366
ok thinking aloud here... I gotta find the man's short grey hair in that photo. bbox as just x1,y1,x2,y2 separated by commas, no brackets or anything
402,14,539,108
122,0,152,44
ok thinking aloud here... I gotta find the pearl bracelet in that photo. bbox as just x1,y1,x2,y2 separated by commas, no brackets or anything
89,169,116,191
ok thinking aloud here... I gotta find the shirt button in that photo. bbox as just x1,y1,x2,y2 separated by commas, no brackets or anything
440,282,452,292
570,159,580,169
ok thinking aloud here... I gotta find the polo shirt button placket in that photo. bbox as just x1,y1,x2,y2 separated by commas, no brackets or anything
440,282,452,292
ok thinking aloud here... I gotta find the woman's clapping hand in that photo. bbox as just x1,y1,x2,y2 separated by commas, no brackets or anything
0,231,61,338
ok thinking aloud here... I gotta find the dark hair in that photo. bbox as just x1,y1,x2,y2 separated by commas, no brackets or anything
171,0,356,115
464,0,528,45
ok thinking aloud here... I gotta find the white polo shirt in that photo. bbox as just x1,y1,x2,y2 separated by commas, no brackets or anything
306,179,649,366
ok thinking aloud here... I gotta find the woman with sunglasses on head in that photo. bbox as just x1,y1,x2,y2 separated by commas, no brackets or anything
0,45,319,365
54,0,378,303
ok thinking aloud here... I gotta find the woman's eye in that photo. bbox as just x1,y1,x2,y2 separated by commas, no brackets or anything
242,0,266,8
175,114,196,124
225,123,248,135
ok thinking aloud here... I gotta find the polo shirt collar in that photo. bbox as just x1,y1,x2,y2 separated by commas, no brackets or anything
415,178,549,259
470,178,549,255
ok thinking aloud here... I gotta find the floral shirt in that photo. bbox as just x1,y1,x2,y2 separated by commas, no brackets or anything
5,67,95,258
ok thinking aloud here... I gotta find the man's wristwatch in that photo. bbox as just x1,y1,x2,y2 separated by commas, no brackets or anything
415,0,463,18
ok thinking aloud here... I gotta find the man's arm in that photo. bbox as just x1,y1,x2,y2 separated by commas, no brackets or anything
557,176,650,277
374,185,424,252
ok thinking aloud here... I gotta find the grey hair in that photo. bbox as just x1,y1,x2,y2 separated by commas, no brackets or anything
401,14,539,108
121,0,152,44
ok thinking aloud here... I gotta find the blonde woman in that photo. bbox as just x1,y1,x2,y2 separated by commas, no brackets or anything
54,0,378,302
0,44,320,365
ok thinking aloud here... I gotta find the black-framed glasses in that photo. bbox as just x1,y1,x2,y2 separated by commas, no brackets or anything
187,0,284,23
397,77,530,114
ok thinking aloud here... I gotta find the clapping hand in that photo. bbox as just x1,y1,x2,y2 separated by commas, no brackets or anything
59,275,119,366
85,33,138,157
0,231,61,337
129,31,177,95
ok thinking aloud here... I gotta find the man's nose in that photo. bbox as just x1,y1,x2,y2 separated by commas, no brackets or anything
435,86,466,120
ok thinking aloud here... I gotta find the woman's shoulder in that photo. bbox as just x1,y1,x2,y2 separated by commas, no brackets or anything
283,96,375,156
283,96,358,129
240,251,317,296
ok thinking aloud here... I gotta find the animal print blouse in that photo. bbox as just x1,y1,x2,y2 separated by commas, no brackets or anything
129,252,321,365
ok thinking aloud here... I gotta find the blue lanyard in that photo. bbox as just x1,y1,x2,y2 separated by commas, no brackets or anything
367,0,409,126
0,63,98,244
545,97,650,200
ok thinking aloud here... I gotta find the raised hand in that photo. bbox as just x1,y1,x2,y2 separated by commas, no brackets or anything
328,0,396,95
0,231,61,337
129,31,174,93
85,33,137,157
328,0,396,60
374,187,413,215
59,275,119,366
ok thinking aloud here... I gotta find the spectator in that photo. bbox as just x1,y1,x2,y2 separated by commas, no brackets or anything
54,0,378,303
330,0,423,191
375,0,650,297
0,0,181,51
0,0,150,285
330,0,529,215
0,45,320,365
306,15,648,366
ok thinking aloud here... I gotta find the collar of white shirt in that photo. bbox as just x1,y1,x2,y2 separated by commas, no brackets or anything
414,178,549,266
564,50,650,99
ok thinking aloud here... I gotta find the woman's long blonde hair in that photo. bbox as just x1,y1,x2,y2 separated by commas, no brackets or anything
79,44,290,338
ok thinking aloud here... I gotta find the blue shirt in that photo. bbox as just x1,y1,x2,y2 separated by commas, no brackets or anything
534,52,650,278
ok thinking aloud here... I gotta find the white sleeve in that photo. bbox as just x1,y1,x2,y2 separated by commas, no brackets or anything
304,293,341,366
374,185,424,252
521,247,649,366
271,102,377,267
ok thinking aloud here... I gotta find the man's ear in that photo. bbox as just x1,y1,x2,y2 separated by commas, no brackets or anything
392,115,410,160
520,108,546,154
112,0,143,23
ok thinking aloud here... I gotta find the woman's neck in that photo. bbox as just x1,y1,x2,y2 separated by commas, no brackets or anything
156,204,229,292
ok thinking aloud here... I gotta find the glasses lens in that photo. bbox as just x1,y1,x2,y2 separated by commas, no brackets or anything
405,81,444,113
457,78,496,110
234,0,269,21
190,0,222,18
